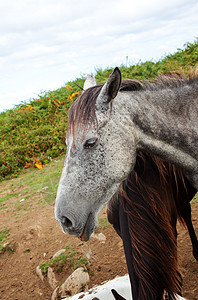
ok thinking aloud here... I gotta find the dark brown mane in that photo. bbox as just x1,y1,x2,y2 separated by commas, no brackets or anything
119,79,144,91
107,148,196,299
120,152,188,299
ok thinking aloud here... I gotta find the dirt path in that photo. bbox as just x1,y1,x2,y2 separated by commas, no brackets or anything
0,203,128,300
0,170,197,300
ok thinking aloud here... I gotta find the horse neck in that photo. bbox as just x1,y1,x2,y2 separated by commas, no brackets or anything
119,84,198,172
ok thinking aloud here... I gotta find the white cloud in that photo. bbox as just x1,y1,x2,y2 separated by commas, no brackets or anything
0,0,198,111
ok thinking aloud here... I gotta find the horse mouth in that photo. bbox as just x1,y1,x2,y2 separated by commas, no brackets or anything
79,228,86,241
79,212,97,242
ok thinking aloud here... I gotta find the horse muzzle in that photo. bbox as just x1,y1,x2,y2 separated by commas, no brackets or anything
55,205,97,241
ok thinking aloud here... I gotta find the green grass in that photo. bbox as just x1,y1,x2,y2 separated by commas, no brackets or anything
0,39,197,180
0,228,9,244
0,228,15,256
23,249,31,254
39,245,89,275
0,192,19,203
14,200,33,212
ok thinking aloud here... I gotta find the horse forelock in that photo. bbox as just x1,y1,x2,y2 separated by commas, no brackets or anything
67,84,103,144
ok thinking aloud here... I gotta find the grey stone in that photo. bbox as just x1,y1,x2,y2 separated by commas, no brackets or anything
60,267,89,297
53,249,66,259
47,267,58,290
36,265,44,281
91,232,106,243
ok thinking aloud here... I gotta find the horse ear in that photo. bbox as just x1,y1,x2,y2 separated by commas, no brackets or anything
96,67,121,110
83,74,97,91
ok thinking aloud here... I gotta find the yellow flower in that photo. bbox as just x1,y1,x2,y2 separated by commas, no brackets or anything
65,84,73,90
68,95,73,101
71,92,80,98
35,159,43,169
26,104,34,110
67,92,80,101
53,99,60,106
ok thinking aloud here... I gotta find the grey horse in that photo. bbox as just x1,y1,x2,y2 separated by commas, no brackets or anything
55,68,198,241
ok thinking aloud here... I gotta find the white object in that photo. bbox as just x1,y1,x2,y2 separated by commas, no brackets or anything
64,274,186,300
65,275,132,299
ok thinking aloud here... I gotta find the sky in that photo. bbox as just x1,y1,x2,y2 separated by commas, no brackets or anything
0,0,198,112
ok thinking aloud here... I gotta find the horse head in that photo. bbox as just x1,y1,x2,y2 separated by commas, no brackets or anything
55,68,137,241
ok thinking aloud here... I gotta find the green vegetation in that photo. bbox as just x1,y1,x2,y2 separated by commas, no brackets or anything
0,228,9,245
0,39,198,180
23,249,31,254
39,245,89,275
0,81,82,179
0,228,15,256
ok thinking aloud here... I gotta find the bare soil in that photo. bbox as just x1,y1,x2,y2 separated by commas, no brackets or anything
0,176,197,300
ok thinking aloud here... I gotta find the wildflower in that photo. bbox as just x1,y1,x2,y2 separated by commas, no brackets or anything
65,84,73,90
35,159,43,170
71,92,80,98
26,104,34,110
67,92,80,101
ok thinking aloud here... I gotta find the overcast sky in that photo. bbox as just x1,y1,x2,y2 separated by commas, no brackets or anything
0,0,198,112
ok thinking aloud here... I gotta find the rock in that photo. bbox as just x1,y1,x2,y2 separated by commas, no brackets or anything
53,267,89,298
85,248,92,259
97,233,106,242
91,232,106,243
51,287,58,300
36,266,44,281
53,249,66,259
47,267,58,290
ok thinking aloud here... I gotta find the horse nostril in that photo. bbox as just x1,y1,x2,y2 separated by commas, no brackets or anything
61,216,73,228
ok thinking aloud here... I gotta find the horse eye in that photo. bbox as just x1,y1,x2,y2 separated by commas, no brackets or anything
84,138,98,149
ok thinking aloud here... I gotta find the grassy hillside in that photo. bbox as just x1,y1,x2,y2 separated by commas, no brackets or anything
0,40,198,180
